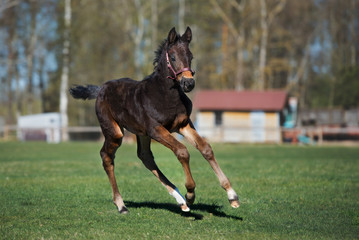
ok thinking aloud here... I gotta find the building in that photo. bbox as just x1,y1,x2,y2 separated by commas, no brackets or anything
193,90,288,143
17,113,63,143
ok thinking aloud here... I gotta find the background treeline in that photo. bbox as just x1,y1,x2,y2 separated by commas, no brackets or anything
1,0,358,126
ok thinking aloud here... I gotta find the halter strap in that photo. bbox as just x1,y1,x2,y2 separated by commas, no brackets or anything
166,52,195,80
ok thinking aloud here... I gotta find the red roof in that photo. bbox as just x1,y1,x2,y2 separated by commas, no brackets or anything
193,90,287,111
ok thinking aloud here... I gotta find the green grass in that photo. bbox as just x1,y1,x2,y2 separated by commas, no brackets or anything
0,141,358,239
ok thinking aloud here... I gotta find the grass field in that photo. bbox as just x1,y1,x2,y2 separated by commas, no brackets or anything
0,141,358,239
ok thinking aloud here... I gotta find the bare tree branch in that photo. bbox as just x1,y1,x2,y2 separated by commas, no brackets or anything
210,0,239,37
228,0,245,13
0,0,20,12
268,0,287,25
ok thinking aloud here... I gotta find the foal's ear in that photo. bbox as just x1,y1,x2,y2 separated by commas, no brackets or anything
181,26,192,43
168,27,177,44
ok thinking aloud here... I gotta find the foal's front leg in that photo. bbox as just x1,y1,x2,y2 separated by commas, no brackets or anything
137,135,190,212
149,126,196,211
179,123,240,208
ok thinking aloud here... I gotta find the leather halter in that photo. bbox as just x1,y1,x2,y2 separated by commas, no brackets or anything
166,52,195,80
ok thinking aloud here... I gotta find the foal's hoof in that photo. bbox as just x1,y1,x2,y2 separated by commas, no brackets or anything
185,193,195,206
229,199,240,208
227,189,240,208
119,206,129,214
180,204,190,212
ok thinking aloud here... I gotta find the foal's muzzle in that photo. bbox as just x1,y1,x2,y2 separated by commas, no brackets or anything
180,77,195,93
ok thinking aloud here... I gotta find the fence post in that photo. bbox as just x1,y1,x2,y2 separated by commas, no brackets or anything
318,127,323,145
4,125,8,141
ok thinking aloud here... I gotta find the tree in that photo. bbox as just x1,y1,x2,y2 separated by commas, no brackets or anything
257,0,286,90
59,0,71,141
210,0,247,90
334,66,359,109
24,0,38,114
0,0,59,123
1,0,358,129
3,5,16,123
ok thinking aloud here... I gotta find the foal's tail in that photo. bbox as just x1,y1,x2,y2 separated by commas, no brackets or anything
69,85,101,100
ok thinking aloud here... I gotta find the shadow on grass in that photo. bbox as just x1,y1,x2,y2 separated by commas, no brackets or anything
125,201,243,221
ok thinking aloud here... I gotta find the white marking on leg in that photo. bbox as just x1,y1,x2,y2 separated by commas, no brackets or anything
227,188,237,200
170,188,190,212
227,188,240,208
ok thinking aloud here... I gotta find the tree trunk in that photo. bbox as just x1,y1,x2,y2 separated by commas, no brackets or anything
178,0,185,33
210,0,246,90
5,6,16,124
350,0,356,66
221,24,228,88
15,57,22,118
6,35,14,124
258,0,268,90
133,0,145,80
151,0,158,51
59,0,71,141
38,55,46,112
25,1,38,114
235,36,244,90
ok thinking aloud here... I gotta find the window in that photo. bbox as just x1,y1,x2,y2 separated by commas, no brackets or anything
214,111,223,126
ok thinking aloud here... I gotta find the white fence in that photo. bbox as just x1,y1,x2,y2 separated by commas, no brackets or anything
0,126,138,143
1,125,359,144
1,125,101,142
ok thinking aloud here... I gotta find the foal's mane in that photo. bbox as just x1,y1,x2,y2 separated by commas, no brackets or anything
153,39,167,67
153,34,182,67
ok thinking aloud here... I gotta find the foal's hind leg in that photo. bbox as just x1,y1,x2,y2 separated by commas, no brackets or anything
137,135,190,212
179,122,240,208
97,109,128,213
100,136,128,214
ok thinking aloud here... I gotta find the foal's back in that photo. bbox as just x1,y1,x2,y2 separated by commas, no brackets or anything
96,78,149,135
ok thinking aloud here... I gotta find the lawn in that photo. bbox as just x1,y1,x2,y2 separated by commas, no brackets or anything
0,141,358,239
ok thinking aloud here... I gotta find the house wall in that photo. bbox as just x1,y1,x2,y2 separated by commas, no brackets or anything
196,111,281,143
17,113,62,143
195,111,221,141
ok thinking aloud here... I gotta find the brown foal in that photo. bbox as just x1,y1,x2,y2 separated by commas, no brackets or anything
69,27,239,214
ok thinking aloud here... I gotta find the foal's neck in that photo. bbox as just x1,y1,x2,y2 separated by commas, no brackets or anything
152,70,181,94
150,54,182,93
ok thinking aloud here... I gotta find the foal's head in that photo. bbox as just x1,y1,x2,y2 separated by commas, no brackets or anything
163,27,195,93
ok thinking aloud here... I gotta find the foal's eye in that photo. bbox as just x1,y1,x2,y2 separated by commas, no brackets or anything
170,55,176,62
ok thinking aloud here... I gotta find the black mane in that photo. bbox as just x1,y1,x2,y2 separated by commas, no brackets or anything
153,34,182,67
153,39,167,67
